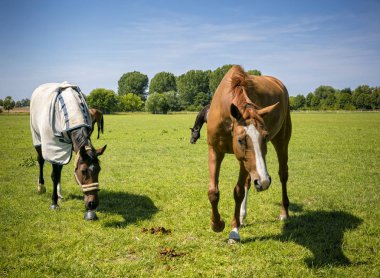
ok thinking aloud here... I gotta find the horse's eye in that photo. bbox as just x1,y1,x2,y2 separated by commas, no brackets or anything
81,169,88,178
238,138,246,146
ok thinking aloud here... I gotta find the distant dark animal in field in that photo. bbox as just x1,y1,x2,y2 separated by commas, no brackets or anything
190,104,210,144
206,65,292,242
30,82,107,220
89,108,104,139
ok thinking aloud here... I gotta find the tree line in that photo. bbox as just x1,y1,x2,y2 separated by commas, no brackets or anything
85,64,261,114
1,65,379,113
290,85,380,111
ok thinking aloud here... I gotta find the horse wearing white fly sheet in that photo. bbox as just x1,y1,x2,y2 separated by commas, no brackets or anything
30,81,92,165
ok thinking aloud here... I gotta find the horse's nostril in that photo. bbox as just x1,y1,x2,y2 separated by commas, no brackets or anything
254,179,259,186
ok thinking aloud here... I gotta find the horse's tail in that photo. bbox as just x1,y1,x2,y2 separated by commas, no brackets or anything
100,115,104,134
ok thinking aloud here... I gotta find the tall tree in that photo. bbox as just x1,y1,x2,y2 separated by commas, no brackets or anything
118,71,148,99
209,64,233,94
247,69,262,76
86,88,119,114
305,92,314,108
145,92,169,114
177,69,211,109
119,93,144,112
314,85,336,100
3,96,15,113
149,72,176,94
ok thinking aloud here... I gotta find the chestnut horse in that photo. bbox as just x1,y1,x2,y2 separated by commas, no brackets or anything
30,83,107,220
207,65,291,242
89,108,104,139
190,104,210,144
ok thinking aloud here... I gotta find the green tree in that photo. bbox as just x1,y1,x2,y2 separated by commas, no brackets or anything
321,94,336,109
177,69,210,109
145,92,169,114
149,72,176,94
352,85,372,110
119,93,144,112
209,64,233,94
165,91,181,112
194,92,211,107
3,96,15,113
305,92,314,108
314,85,336,100
20,98,30,107
310,95,320,109
0,99,3,106
86,88,119,114
370,87,380,109
118,71,148,99
247,69,262,76
293,94,306,110
335,92,353,110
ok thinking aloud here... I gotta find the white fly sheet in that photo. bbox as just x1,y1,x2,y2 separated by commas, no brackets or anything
30,82,92,165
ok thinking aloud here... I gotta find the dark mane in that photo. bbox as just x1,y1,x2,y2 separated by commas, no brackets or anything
70,127,98,162
229,65,266,134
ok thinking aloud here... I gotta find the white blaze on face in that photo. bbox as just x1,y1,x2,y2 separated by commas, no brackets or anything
245,123,270,188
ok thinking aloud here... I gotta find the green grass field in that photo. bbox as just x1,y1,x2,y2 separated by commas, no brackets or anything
0,112,379,277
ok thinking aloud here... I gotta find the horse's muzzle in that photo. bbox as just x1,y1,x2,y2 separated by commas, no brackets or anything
254,176,271,192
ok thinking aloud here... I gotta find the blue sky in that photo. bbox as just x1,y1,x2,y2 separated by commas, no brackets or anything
0,0,379,99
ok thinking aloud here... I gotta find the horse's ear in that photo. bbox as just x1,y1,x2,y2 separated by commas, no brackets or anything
96,145,107,156
230,103,243,120
257,102,279,117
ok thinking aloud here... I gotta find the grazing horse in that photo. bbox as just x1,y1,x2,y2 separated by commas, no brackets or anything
30,82,107,220
190,104,210,144
207,65,291,242
89,108,104,139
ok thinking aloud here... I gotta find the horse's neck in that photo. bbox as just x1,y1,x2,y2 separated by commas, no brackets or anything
70,127,92,153
193,107,208,129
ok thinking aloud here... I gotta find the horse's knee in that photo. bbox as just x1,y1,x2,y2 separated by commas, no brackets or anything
208,188,220,203
233,186,245,203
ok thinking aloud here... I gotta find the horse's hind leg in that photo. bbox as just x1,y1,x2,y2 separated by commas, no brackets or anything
272,113,291,220
35,146,46,194
97,122,100,139
208,146,225,232
50,164,63,209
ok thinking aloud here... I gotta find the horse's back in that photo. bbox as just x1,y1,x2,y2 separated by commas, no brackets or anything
248,75,290,139
30,82,91,164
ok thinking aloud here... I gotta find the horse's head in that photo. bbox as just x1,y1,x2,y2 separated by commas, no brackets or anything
74,145,107,212
190,127,201,144
230,102,278,192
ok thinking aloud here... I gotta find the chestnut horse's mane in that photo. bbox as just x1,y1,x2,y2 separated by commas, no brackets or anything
229,65,266,129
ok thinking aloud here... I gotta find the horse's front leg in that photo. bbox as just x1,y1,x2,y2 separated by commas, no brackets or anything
229,164,249,243
35,146,46,194
208,146,225,232
50,164,63,210
239,174,251,225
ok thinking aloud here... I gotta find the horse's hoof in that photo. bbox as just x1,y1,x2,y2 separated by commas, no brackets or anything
84,210,98,221
228,229,241,244
50,204,59,210
227,238,240,244
211,220,225,232
58,194,64,199
279,214,288,221
37,184,46,194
